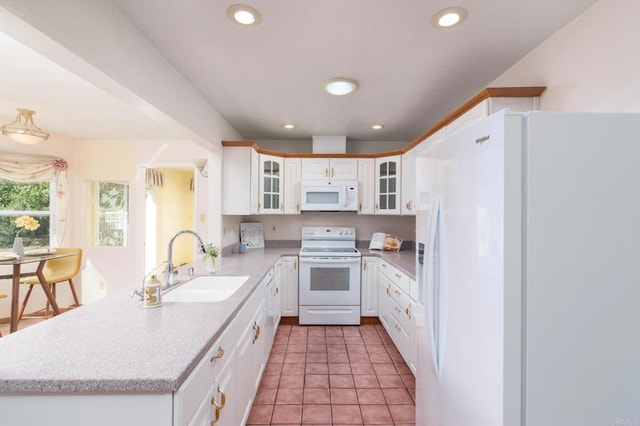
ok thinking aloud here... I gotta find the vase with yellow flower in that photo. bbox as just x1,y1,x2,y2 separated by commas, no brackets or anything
13,215,40,257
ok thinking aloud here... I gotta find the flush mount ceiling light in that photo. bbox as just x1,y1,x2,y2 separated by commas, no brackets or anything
1,108,50,144
281,123,295,129
226,4,262,27
372,124,385,130
321,78,359,96
431,6,468,29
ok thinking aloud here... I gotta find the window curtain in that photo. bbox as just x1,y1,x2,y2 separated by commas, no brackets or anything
0,152,69,246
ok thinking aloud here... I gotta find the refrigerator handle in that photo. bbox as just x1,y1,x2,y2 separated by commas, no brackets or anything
426,198,447,380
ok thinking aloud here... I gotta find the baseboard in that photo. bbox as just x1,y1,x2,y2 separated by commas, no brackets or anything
278,316,381,326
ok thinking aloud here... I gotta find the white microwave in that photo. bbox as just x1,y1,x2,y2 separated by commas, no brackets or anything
301,180,358,211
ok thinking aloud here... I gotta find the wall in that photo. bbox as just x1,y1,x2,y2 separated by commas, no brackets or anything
491,0,640,113
243,213,415,246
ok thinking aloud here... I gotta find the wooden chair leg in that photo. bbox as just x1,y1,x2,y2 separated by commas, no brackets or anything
68,278,80,307
45,283,57,318
18,285,35,321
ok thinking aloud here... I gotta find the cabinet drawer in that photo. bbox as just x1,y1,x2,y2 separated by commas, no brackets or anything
380,260,411,295
387,314,417,375
388,294,413,335
388,282,415,323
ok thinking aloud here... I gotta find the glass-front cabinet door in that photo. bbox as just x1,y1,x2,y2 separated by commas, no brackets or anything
375,155,401,215
259,154,284,214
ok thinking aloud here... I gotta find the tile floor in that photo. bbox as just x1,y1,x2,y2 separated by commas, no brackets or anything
247,323,416,425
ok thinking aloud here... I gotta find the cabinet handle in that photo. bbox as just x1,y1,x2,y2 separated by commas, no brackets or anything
294,259,297,270
395,289,401,296
386,286,390,295
275,286,279,295
252,322,261,344
382,263,387,268
325,167,329,178
217,386,226,408
409,200,413,210
405,305,412,319
394,323,401,332
297,202,300,212
210,400,221,424
258,202,261,210
375,203,379,211
395,273,402,279
280,202,284,211
359,202,362,211
210,346,224,362
394,306,401,314
331,167,335,177
363,260,367,270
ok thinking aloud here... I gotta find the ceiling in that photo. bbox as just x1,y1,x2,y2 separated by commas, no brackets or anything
1,0,600,144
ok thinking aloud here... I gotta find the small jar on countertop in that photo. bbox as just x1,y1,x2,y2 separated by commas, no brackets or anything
143,274,162,308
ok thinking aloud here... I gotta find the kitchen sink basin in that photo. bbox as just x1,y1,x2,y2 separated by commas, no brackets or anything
163,275,249,302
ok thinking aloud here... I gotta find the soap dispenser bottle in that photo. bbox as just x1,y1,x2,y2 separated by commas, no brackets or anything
143,274,162,308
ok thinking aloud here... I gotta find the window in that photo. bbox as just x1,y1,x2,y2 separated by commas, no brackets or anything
0,179,52,250
86,181,129,247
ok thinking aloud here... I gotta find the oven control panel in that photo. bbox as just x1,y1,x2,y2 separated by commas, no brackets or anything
301,227,356,240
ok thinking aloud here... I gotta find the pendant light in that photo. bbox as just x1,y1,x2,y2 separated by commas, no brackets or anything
1,108,50,144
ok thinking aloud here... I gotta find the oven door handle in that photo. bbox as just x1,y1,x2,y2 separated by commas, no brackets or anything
299,257,361,264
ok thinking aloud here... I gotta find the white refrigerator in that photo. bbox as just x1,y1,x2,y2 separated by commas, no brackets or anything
415,110,640,425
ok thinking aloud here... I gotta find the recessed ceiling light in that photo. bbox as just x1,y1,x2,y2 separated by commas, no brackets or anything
431,7,468,29
226,4,262,27
321,78,359,96
372,124,384,130
281,123,295,129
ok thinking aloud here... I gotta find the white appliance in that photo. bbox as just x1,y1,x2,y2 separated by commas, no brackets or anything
299,227,361,324
300,180,358,211
415,111,640,425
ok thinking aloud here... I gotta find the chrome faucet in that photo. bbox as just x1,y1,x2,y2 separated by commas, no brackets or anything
165,230,207,288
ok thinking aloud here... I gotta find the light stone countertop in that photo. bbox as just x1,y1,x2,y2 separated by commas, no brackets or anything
0,247,415,394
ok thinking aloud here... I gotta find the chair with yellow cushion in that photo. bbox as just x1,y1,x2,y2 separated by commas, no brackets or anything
0,293,7,336
18,248,82,320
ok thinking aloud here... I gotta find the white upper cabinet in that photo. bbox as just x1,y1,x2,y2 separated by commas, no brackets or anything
223,147,259,215
301,158,358,180
258,154,284,214
375,155,401,215
357,158,375,215
401,150,416,216
283,158,301,215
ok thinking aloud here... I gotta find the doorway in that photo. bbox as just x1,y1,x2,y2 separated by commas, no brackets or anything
144,167,195,275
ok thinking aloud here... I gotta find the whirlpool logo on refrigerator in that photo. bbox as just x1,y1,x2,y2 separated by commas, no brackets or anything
475,135,490,145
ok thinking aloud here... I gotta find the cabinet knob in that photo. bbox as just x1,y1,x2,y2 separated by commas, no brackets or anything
210,400,221,423
210,346,225,362
252,322,261,344
217,386,227,408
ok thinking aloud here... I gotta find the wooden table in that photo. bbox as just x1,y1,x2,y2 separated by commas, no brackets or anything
0,252,76,333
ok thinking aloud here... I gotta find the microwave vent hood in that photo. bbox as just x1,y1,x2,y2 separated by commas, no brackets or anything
312,136,346,154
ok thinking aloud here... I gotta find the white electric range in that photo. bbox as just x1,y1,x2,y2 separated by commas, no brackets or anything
298,227,362,325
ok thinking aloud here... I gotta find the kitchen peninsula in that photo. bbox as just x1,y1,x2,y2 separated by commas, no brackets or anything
0,247,414,425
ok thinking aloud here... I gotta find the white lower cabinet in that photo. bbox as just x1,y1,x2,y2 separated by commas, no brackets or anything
237,299,267,424
378,260,417,374
280,256,298,317
176,271,273,426
361,256,379,316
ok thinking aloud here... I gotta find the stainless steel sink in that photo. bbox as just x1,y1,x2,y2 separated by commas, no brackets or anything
162,275,249,302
